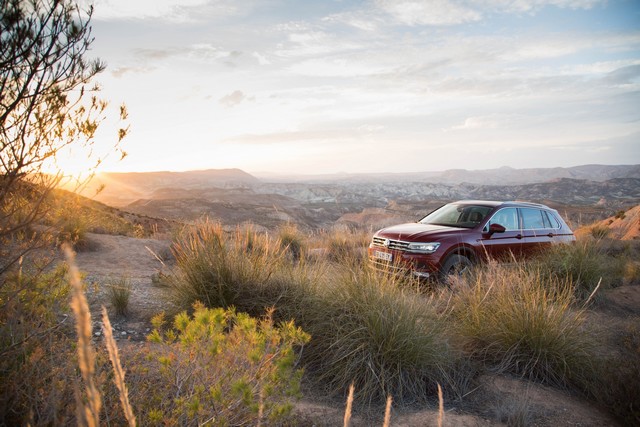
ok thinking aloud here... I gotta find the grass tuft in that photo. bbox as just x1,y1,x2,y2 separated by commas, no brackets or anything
530,239,628,300
303,259,456,404
107,276,132,317
450,261,597,387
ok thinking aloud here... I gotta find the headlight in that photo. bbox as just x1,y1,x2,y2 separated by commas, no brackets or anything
406,242,440,254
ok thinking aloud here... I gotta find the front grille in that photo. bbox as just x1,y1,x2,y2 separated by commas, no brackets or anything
371,236,410,251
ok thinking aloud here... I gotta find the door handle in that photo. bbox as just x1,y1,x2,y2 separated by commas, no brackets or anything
516,234,523,240
547,233,555,238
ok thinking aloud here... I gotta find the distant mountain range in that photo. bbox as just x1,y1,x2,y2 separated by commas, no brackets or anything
80,164,640,231
256,164,640,185
84,168,258,206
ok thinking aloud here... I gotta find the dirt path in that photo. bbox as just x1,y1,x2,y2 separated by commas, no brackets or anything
73,232,172,340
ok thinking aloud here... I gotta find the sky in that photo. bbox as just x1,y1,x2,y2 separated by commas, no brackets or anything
72,0,640,176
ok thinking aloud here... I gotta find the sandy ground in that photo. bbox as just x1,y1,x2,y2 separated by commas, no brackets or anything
73,231,631,426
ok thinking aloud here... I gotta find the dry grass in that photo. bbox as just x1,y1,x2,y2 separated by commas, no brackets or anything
101,307,136,427
65,244,102,427
5,216,639,425
107,275,132,316
450,261,597,387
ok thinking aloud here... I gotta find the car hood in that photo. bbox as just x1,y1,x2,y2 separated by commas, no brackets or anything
375,222,468,241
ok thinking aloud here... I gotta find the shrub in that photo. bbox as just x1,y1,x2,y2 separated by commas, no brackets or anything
531,240,627,300
57,210,90,247
0,261,78,425
130,303,309,426
167,220,317,320
450,262,597,387
278,223,305,261
302,261,457,404
589,225,610,240
168,221,281,310
321,228,369,263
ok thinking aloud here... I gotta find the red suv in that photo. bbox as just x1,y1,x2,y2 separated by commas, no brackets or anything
368,200,575,281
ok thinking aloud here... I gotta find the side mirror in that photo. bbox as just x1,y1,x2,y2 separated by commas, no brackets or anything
488,223,506,235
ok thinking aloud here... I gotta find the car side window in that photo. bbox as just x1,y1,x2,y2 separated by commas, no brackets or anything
521,208,546,230
543,211,561,229
486,208,519,231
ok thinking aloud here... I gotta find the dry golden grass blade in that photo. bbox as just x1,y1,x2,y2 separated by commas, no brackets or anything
344,382,355,427
257,386,264,427
383,395,392,427
64,244,101,427
101,306,136,427
437,383,444,427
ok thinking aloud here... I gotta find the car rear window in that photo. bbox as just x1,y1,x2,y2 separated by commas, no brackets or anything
521,208,557,230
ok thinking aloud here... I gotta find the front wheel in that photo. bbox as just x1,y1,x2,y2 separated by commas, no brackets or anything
439,254,473,285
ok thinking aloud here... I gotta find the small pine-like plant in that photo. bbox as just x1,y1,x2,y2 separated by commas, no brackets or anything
136,303,309,426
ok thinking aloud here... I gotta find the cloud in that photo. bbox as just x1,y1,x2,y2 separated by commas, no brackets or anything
132,47,181,60
371,0,606,27
252,52,271,65
323,11,383,31
375,0,482,26
85,0,244,22
603,64,640,87
474,0,605,14
274,22,366,58
449,116,501,130
288,57,392,77
219,90,248,107
110,66,154,78
222,129,354,145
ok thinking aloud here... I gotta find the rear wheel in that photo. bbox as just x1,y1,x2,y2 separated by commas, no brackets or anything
439,254,473,285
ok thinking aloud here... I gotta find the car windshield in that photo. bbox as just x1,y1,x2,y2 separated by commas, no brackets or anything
419,204,493,229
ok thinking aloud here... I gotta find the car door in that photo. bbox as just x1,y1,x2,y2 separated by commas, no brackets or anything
478,207,524,261
519,207,557,255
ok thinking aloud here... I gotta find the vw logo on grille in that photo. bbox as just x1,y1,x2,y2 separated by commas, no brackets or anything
383,239,390,248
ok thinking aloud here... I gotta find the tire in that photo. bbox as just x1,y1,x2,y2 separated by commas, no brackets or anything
439,254,473,285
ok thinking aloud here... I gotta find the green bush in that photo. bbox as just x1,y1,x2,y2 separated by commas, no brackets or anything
130,303,309,426
450,262,597,387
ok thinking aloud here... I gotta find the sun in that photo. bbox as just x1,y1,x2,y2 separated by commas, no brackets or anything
39,145,104,187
